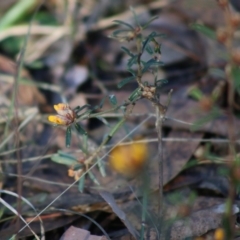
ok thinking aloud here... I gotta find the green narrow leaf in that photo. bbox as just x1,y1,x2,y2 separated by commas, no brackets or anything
88,171,100,185
130,6,140,27
73,163,84,171
0,0,36,30
142,35,153,52
127,68,136,76
142,59,164,73
96,116,110,126
109,94,117,106
121,46,134,57
148,58,164,66
156,79,168,87
188,87,204,101
78,175,85,192
97,157,106,177
152,39,161,54
108,118,125,138
113,20,134,30
209,68,225,78
82,134,88,152
145,44,154,55
152,33,166,38
51,154,77,166
75,123,87,136
142,16,158,29
118,76,135,88
66,127,72,148
111,29,131,37
191,108,221,131
142,32,160,52
99,96,107,109
128,87,142,102
58,150,76,160
128,55,138,68
74,104,91,114
231,66,240,95
191,23,216,40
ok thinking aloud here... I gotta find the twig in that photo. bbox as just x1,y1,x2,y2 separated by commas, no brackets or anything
155,105,163,233
155,89,172,238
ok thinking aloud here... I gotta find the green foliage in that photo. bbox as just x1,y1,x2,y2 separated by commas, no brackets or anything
51,150,105,189
209,68,226,79
142,58,164,73
118,76,135,88
109,94,118,106
141,16,159,30
0,0,36,31
78,175,85,192
190,23,216,39
113,20,135,30
121,46,134,57
0,36,24,57
112,10,166,97
128,87,142,102
188,87,204,101
34,11,58,25
142,32,165,52
191,107,221,131
74,105,91,116
231,66,240,95
156,79,168,87
51,151,78,166
45,9,167,216
95,116,110,127
74,123,87,136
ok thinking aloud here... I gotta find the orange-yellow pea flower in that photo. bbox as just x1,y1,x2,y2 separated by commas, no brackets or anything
109,141,148,177
214,228,225,240
48,103,76,126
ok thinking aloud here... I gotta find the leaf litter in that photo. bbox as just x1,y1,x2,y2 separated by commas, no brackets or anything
0,0,240,239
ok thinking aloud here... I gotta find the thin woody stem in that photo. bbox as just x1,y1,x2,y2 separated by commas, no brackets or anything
155,105,164,235
156,89,172,238
136,37,145,89
222,3,236,239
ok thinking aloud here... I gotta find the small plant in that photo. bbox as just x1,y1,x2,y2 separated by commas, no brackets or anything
47,8,172,238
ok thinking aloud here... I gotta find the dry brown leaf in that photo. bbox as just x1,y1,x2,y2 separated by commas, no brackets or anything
60,226,108,240
148,130,203,189
168,203,239,240
0,54,46,106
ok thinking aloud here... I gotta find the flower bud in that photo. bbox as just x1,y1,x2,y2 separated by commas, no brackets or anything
214,228,225,240
216,28,229,44
199,97,213,112
232,49,240,65
149,87,156,93
230,14,240,28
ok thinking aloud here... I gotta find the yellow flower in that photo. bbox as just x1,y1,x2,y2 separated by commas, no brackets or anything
109,141,148,177
48,103,76,126
214,228,225,240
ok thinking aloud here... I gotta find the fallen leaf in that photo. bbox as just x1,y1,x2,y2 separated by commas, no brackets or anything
0,54,46,106
150,130,203,189
60,226,107,240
